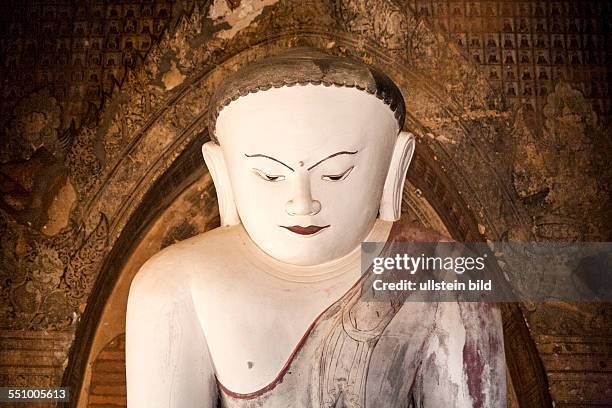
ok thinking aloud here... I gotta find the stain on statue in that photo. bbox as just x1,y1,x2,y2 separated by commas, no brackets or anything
126,48,506,407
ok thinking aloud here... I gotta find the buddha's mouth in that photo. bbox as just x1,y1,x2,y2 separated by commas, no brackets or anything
281,225,330,235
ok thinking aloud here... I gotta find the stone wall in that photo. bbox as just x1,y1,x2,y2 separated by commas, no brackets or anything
87,334,126,408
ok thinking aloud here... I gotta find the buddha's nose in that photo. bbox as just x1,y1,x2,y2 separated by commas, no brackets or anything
285,170,321,216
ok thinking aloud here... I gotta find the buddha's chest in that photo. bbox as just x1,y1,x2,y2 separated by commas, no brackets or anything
213,296,437,408
190,268,437,402
190,270,361,393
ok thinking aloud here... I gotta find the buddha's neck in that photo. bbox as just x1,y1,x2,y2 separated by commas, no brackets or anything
237,219,393,283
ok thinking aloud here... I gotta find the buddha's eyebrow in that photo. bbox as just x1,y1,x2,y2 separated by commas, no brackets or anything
307,151,358,170
244,154,294,171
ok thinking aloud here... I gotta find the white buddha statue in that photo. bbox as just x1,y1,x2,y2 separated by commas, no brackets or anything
126,48,506,408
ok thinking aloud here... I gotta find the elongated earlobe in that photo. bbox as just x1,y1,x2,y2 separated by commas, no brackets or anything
202,142,240,226
379,131,416,221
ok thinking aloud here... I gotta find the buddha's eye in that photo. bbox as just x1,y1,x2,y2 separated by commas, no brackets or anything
252,168,285,182
321,166,354,182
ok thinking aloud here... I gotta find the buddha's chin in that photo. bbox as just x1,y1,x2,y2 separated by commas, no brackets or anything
264,237,358,266
245,223,360,265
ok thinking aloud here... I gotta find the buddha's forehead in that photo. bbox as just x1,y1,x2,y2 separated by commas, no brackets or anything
215,84,397,154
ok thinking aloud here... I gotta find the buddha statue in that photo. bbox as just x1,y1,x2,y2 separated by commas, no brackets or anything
126,48,506,407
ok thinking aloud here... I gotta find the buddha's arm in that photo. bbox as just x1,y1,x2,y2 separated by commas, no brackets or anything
414,302,506,407
126,262,217,407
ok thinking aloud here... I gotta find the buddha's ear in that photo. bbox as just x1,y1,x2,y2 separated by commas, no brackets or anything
202,142,240,226
379,131,416,221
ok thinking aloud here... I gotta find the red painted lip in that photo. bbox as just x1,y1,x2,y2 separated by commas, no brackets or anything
281,225,330,235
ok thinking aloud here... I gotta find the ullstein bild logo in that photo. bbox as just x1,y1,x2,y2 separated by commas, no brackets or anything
360,242,612,302
372,279,492,292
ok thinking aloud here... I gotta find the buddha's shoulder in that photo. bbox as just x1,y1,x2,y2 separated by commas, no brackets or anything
133,225,243,284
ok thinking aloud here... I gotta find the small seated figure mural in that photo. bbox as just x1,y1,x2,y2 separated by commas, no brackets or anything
126,48,506,408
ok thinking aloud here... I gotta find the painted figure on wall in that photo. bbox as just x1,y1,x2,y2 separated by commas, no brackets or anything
125,48,506,407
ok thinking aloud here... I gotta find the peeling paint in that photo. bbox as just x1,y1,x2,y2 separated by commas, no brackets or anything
162,61,186,91
42,177,76,236
209,0,279,39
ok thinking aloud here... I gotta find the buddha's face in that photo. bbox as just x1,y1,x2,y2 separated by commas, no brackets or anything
215,85,398,265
